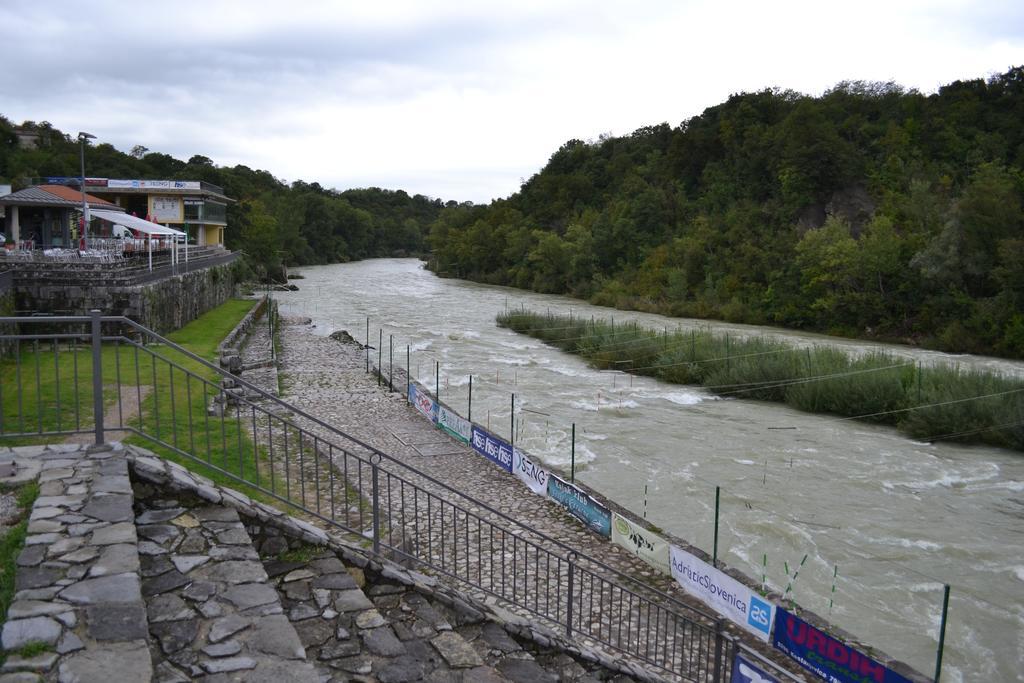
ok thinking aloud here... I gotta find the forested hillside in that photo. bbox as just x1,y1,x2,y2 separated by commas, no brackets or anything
429,67,1024,358
0,119,446,279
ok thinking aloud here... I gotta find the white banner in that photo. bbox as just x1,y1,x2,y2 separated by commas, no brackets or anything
512,448,549,497
669,546,775,642
107,179,139,188
611,513,670,574
151,196,181,221
437,405,470,443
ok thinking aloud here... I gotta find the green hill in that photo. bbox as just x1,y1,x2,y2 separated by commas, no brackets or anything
428,67,1024,358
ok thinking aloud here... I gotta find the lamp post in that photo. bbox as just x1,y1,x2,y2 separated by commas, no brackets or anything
78,132,95,242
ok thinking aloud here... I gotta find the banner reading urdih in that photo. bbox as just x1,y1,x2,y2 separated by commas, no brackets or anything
469,426,513,472
547,475,611,537
408,383,437,424
437,405,471,443
611,512,670,574
669,546,775,642
512,448,549,497
772,608,913,683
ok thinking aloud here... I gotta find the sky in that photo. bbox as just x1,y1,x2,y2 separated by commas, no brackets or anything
2,0,1022,203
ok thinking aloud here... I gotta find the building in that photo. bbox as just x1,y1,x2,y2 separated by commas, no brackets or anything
39,177,232,247
0,185,123,247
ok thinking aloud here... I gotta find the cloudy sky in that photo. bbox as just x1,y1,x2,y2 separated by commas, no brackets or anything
2,1,1021,202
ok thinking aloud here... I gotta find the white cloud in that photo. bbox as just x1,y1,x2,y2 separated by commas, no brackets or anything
1,0,1021,201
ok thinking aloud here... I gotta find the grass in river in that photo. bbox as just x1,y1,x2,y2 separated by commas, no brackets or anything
497,310,1024,451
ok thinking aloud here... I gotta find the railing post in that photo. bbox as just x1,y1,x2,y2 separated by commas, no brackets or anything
712,619,725,682
565,551,577,639
90,309,104,446
371,455,381,555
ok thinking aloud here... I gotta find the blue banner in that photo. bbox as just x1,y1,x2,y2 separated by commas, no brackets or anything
546,475,611,537
731,652,780,683
773,608,913,683
469,426,513,472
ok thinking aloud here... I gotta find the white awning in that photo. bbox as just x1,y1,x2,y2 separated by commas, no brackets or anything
90,209,186,237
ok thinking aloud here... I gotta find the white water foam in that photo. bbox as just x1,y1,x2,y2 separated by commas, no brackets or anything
663,391,703,406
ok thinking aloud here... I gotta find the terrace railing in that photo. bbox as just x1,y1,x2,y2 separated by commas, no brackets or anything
0,313,803,682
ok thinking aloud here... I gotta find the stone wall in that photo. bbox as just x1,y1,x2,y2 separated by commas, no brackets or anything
12,262,236,334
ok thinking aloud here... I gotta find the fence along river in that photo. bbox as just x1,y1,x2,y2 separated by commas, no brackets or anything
274,258,1024,682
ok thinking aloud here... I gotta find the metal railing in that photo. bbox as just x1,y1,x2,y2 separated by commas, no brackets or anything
0,313,801,682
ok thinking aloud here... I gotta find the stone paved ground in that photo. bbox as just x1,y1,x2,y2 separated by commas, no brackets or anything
230,316,797,682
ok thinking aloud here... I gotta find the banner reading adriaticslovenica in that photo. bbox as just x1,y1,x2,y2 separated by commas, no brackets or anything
546,475,611,537
408,383,437,423
437,405,471,443
611,512,670,574
772,608,913,683
669,545,775,642
512,448,549,497
470,426,513,472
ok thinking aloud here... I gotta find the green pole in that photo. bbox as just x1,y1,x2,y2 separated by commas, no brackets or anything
377,329,382,387
510,393,515,445
388,334,393,393
713,486,720,568
934,584,950,681
406,345,410,404
435,361,440,403
918,361,923,404
365,317,369,372
468,375,473,423
571,423,576,483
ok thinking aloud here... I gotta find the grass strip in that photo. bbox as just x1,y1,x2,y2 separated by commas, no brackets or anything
497,310,1024,451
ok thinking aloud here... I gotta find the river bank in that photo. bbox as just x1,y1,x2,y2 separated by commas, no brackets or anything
272,258,1024,682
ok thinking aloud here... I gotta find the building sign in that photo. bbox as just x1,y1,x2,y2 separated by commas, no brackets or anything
546,475,611,537
470,426,513,472
669,546,775,642
611,512,670,573
437,405,470,443
731,652,781,683
151,196,182,221
106,179,200,190
108,179,140,188
512,448,549,497
172,180,201,189
408,383,437,423
772,609,913,683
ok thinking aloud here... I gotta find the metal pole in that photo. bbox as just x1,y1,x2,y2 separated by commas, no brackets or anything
406,345,410,403
365,317,369,372
78,132,95,242
378,329,382,386
389,334,393,392
510,393,515,446
468,375,473,423
90,310,104,445
435,361,440,402
934,584,951,681
571,423,576,483
713,485,720,568
565,552,577,638
371,458,381,555
712,620,725,682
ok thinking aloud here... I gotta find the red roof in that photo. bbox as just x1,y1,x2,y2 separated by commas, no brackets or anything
36,184,117,207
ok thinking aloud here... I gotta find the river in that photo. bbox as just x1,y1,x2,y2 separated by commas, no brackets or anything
272,258,1024,682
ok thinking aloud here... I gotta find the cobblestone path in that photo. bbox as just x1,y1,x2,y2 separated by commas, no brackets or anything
233,313,797,682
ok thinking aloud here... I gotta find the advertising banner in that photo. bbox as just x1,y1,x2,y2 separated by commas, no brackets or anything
408,384,437,423
437,405,471,443
512,448,549,497
470,426,513,472
731,652,780,683
669,546,774,642
140,180,171,189
772,608,913,683
108,179,140,188
546,475,611,537
611,512,670,574
172,180,201,189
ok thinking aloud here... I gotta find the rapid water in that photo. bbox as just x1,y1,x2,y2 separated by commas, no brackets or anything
273,259,1024,682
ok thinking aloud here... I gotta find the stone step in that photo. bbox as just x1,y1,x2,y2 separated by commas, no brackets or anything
134,495,318,682
0,443,152,682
